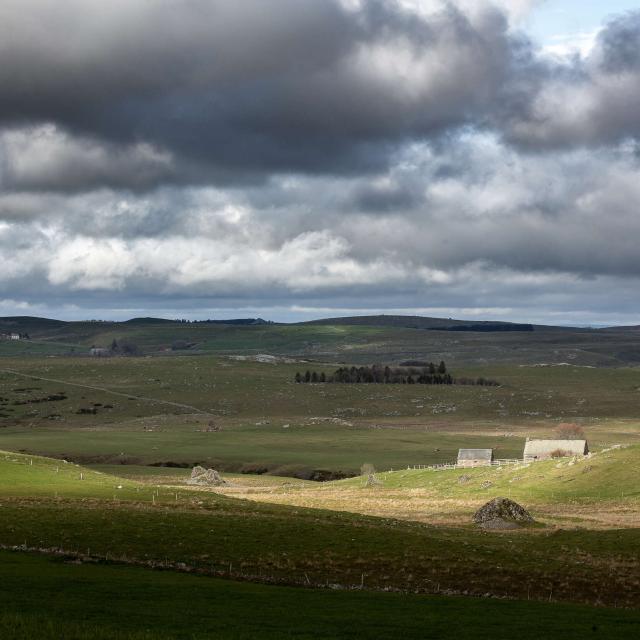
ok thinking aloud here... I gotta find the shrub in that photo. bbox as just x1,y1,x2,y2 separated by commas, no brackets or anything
554,423,585,440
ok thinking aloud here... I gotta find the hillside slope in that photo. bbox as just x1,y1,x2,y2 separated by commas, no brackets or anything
299,314,536,331
3,314,640,365
221,445,640,530
353,444,640,501
1,450,639,608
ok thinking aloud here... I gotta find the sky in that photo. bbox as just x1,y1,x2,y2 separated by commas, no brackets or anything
1,0,640,325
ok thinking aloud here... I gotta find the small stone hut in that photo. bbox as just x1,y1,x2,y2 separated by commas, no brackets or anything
457,448,493,468
523,439,588,462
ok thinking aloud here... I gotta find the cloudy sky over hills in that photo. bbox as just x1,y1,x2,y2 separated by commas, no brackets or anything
1,0,640,324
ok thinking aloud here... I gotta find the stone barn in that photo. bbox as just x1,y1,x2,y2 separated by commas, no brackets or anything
523,439,589,462
457,448,493,468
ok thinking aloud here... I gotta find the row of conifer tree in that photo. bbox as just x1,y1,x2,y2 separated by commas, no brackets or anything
294,363,498,386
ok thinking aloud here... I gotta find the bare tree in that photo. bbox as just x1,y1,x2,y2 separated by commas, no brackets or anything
554,423,585,440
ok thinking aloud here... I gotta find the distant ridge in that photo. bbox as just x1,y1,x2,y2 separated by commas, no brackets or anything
195,318,272,325
123,317,175,324
123,317,271,325
299,315,535,332
0,316,67,330
0,314,607,333
0,316,272,330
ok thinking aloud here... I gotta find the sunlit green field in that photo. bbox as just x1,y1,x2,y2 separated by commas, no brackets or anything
0,354,638,474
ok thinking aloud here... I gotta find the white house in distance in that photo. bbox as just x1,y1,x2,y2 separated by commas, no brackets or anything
523,439,589,463
457,448,493,467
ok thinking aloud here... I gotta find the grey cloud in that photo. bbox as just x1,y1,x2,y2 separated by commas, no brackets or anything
3,134,640,290
3,2,640,324
0,126,176,193
0,0,517,179
599,11,640,73
1,1,638,178
351,182,423,212
502,11,640,148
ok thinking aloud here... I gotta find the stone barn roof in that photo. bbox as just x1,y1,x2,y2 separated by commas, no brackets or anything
523,439,588,459
457,448,493,461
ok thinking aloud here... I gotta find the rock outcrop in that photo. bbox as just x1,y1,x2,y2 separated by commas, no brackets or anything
187,466,227,486
473,497,534,529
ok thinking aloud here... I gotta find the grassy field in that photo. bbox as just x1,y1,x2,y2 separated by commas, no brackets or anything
3,551,640,640
216,445,640,529
4,315,640,366
0,355,638,474
89,464,315,487
2,318,640,637
1,450,640,609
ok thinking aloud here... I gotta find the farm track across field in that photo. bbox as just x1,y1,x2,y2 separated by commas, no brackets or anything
0,368,215,417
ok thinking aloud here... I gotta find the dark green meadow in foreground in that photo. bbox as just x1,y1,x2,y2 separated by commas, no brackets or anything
1,551,639,640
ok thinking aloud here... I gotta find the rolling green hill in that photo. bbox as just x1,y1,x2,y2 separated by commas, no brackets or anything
301,314,536,330
0,449,639,614
3,313,640,365
1,310,639,640
342,444,640,502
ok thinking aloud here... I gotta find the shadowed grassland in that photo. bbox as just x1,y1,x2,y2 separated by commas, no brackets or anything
2,552,640,640
1,451,640,609
89,464,315,487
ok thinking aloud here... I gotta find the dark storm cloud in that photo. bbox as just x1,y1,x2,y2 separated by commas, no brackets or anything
0,0,517,182
1,1,638,182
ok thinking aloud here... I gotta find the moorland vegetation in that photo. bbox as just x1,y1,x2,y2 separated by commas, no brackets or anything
0,315,639,638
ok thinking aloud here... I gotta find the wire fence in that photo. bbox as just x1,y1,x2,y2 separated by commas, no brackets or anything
407,458,523,472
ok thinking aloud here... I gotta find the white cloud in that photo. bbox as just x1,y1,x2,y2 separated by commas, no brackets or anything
540,30,600,60
0,124,174,191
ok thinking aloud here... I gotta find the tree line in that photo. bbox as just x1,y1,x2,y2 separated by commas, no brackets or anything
294,363,499,386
